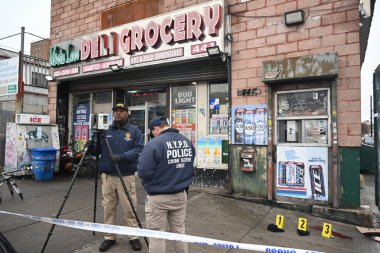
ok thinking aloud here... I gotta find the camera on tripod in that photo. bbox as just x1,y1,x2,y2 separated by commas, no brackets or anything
90,114,109,130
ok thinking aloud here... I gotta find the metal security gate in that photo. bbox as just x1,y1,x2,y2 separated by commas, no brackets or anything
67,58,228,92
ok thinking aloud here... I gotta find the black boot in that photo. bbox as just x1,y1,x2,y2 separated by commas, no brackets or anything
99,239,116,252
129,239,141,251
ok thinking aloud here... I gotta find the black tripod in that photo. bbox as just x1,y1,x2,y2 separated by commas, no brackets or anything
102,132,149,247
41,131,148,253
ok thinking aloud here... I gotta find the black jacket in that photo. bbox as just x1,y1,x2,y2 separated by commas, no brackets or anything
97,121,144,176
137,128,195,195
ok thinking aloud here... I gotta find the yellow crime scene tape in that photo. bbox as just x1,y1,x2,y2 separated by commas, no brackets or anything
0,210,324,253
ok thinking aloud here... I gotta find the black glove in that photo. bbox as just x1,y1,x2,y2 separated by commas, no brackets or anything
109,154,121,163
84,140,94,148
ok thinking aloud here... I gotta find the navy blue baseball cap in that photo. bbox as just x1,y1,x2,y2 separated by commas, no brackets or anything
112,102,128,111
149,117,168,131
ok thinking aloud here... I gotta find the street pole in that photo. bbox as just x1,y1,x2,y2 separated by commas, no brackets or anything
370,95,373,137
16,27,25,114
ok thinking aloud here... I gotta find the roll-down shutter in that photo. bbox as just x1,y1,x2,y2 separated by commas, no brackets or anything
66,58,227,92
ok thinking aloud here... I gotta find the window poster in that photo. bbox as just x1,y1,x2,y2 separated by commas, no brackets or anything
172,109,196,144
197,137,223,168
73,103,90,152
231,105,268,145
276,146,328,201
209,114,228,134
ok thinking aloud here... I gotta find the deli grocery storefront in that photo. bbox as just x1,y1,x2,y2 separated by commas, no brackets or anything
50,0,361,208
51,0,231,187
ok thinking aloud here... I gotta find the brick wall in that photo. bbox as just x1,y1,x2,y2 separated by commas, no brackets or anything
30,39,51,61
226,0,361,147
50,0,361,147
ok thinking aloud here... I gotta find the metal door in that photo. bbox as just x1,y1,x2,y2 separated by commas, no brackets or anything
129,102,165,143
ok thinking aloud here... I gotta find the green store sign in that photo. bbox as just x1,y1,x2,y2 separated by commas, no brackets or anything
50,44,80,67
7,84,17,94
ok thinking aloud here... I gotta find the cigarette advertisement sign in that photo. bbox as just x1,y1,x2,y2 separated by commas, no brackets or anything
0,57,19,96
231,105,268,145
73,103,90,152
276,146,328,201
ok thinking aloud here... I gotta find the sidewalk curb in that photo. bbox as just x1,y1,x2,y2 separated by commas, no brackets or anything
190,186,375,227
312,205,374,228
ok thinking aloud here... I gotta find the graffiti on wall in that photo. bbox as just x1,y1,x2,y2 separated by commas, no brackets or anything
27,127,49,143
4,123,17,170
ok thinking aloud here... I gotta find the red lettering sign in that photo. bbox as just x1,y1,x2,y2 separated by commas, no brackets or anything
79,3,222,58
30,117,42,123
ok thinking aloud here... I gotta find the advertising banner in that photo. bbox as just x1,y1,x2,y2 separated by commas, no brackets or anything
0,57,19,96
276,146,328,201
231,105,268,145
73,103,90,152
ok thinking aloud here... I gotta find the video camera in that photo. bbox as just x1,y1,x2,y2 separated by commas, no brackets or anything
90,114,109,130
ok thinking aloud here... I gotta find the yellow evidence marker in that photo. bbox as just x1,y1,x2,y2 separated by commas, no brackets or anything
322,222,333,238
275,214,285,229
298,217,308,231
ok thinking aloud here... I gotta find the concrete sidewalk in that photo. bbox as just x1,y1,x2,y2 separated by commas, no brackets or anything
77,191,380,253
0,173,380,253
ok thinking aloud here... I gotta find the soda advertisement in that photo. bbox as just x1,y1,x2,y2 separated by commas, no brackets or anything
276,146,328,201
231,105,268,145
73,103,90,152
197,137,224,169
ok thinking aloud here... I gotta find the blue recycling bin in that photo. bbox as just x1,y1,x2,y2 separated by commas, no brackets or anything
30,147,58,181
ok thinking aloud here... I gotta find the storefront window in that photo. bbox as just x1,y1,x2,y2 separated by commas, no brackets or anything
171,84,196,144
209,82,228,134
73,93,90,105
125,88,166,106
275,88,330,146
94,91,112,104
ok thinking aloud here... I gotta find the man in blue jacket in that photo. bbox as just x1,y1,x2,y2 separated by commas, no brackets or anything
96,103,144,252
137,117,195,253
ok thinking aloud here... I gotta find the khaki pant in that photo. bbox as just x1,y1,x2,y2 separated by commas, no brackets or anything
101,173,138,241
145,192,188,253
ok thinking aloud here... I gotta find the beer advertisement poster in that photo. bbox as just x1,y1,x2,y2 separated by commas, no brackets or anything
276,146,328,201
231,105,268,145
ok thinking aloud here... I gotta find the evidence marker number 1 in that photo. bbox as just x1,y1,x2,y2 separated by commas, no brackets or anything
275,214,284,229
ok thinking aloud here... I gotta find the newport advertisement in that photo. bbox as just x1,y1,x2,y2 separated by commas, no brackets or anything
73,103,90,152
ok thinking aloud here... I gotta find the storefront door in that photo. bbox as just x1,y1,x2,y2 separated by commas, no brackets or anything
129,102,165,143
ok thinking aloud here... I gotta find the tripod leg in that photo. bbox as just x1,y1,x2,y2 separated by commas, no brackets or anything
92,151,100,235
103,136,149,248
41,133,96,253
